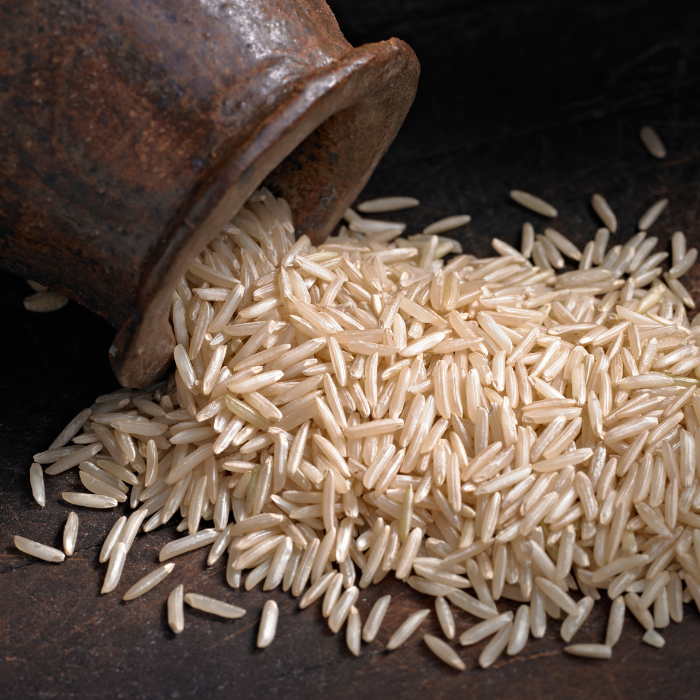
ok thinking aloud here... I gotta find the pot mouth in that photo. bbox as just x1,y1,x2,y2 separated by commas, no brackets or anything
110,37,419,388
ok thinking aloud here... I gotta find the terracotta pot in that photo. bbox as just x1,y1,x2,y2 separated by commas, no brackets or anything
0,0,419,387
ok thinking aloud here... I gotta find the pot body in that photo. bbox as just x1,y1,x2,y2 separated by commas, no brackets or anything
0,0,419,386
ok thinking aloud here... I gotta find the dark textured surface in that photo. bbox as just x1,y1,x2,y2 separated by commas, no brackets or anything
2,0,700,697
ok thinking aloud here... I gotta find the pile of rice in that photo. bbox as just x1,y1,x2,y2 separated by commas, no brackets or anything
16,126,700,669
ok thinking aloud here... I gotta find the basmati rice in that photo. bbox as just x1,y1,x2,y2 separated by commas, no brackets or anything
423,634,466,671
424,215,471,235
346,606,362,655
506,604,530,655
102,542,126,593
642,629,666,648
23,291,69,313
362,595,392,643
591,194,617,233
20,181,700,673
386,609,430,650
29,463,45,507
564,643,612,659
640,126,667,159
123,563,175,601
510,190,558,217
63,512,79,556
638,198,668,231
62,492,117,508
435,595,456,640
358,197,419,213
459,612,513,646
257,599,278,648
168,584,185,634
26,279,48,293
478,620,512,668
14,535,65,563
184,592,247,618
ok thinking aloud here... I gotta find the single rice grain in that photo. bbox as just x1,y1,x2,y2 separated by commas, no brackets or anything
61,492,117,509
358,197,419,213
642,629,665,648
479,621,513,668
424,215,471,235
510,190,558,217
101,541,126,594
435,596,456,640
14,535,65,563
63,512,79,556
29,463,45,507
565,644,612,659
591,194,617,233
640,126,667,158
424,634,466,671
362,594,392,642
258,599,279,648
168,584,185,634
123,563,175,601
346,606,362,655
638,199,668,231
24,291,68,313
386,609,430,650
185,592,247,619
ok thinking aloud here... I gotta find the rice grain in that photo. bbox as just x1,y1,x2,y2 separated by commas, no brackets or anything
386,609,430,650
510,191,558,218
63,512,79,556
591,194,617,233
159,529,219,562
102,542,126,594
640,126,667,158
29,463,45,507
362,595,392,643
521,222,535,258
479,621,513,668
347,606,362,655
424,215,471,235
506,605,530,655
565,644,612,659
423,634,466,671
358,197,419,213
435,596,456,640
61,492,117,508
23,291,69,312
185,592,247,619
638,199,668,231
123,563,175,601
258,600,279,648
100,516,127,563
545,228,582,261
168,584,185,634
642,629,665,648
14,535,65,563
329,586,359,632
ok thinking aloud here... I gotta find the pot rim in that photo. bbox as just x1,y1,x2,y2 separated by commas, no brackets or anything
110,37,419,388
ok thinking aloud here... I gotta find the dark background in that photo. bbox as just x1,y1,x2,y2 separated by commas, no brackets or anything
2,0,700,698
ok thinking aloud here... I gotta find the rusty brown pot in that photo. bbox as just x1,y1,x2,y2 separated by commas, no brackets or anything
0,0,419,388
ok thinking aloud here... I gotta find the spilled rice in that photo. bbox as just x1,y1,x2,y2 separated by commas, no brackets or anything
15,181,700,670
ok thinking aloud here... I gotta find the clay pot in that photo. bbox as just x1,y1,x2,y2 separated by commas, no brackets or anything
0,0,419,387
